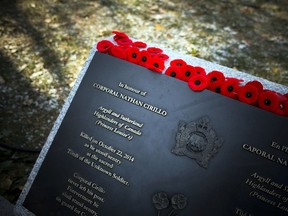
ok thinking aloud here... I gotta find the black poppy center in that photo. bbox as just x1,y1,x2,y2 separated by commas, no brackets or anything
194,80,201,86
176,63,182,66
211,77,217,82
171,72,176,77
153,63,159,68
215,87,221,93
142,56,147,62
227,85,234,92
185,71,191,77
264,99,271,105
104,45,109,49
132,53,137,58
245,92,252,98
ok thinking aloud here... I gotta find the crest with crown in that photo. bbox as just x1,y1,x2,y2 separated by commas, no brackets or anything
172,116,223,168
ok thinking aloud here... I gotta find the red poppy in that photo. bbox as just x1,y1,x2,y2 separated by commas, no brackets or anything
180,65,195,82
112,30,128,37
112,30,129,41
194,66,206,76
117,45,130,51
258,90,279,112
207,80,224,93
165,66,185,80
147,47,163,54
132,41,147,48
238,84,259,104
281,100,288,116
116,37,133,46
108,46,126,60
126,47,141,64
246,80,263,93
138,50,152,67
284,93,288,100
207,70,225,83
96,40,114,53
221,79,240,99
146,57,165,73
226,77,244,83
154,53,169,61
282,101,288,116
188,75,208,91
274,93,288,116
170,59,187,68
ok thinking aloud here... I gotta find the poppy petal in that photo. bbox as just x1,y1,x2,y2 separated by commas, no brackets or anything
165,66,185,80
112,30,129,41
188,75,208,91
180,65,195,82
170,59,187,68
146,57,165,73
207,80,224,93
238,84,259,104
96,40,114,53
147,47,163,54
193,66,206,76
258,90,279,112
207,70,225,83
221,79,240,99
246,80,264,93
138,50,152,67
109,46,126,60
116,37,133,46
274,93,288,116
154,53,169,61
132,41,147,48
126,47,141,64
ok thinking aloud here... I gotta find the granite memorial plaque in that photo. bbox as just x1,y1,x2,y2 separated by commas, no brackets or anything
16,51,288,216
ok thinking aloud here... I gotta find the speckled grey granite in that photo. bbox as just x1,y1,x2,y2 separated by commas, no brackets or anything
15,47,97,216
14,38,288,215
0,195,14,216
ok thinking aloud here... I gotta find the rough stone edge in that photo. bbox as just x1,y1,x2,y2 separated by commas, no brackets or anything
0,194,14,216
14,37,288,215
14,46,97,216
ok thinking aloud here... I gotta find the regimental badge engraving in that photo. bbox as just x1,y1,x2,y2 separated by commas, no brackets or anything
171,116,223,168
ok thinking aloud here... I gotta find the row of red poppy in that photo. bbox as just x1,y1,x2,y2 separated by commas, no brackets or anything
96,31,288,117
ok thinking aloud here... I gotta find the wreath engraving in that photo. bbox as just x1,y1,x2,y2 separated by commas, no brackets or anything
152,192,187,216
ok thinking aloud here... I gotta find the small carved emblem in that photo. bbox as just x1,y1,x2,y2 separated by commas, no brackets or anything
172,116,223,168
152,191,187,216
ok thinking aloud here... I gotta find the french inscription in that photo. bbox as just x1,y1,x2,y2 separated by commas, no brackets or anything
243,172,288,214
271,141,288,154
242,144,287,168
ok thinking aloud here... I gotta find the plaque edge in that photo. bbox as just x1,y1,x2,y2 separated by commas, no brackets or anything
14,46,97,215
